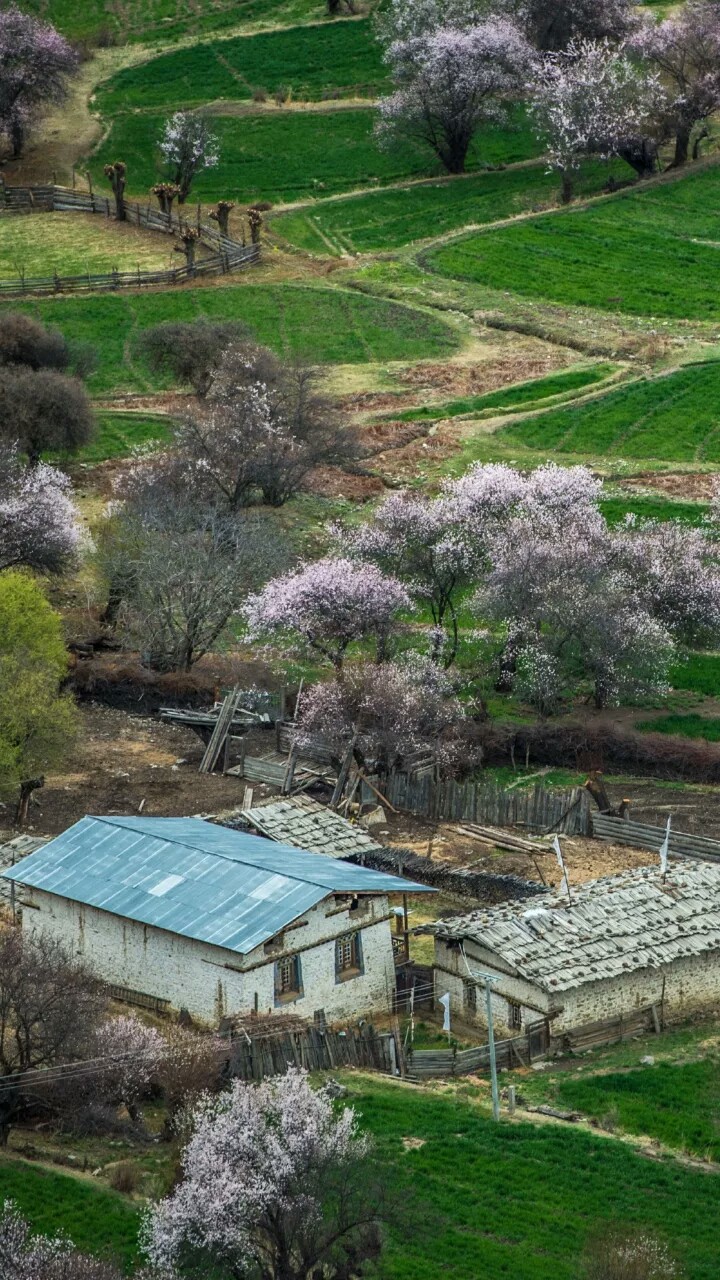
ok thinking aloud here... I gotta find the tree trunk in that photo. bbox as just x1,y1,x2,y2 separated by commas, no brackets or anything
671,127,690,168
15,776,44,826
101,582,124,628
10,116,25,159
560,170,573,204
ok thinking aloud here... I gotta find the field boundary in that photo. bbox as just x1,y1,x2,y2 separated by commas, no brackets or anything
0,182,260,296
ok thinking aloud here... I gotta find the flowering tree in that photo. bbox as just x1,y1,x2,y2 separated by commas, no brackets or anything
617,517,720,647
0,444,80,576
143,1069,383,1280
529,40,667,200
501,0,634,52
244,557,410,670
377,20,533,173
159,112,220,203
297,657,468,774
93,1015,167,1124
0,7,77,159
375,0,485,43
0,1201,124,1280
632,2,720,167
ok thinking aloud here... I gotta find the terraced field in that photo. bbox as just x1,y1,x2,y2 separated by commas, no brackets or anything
3,284,459,394
91,107,541,205
19,0,322,42
497,361,720,462
388,364,618,422
96,20,387,113
274,158,632,254
429,163,720,319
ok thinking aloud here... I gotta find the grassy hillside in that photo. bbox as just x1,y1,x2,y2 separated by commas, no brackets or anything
0,214,176,279
429,164,720,319
96,20,387,114
274,158,632,254
90,107,540,206
18,0,323,43
387,364,617,422
3,283,459,394
496,361,720,463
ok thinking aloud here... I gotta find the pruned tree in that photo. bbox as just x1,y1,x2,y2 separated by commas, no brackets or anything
0,313,96,380
0,6,77,159
175,224,201,271
103,161,127,222
244,557,410,670
209,199,235,235
151,181,181,217
632,2,720,167
377,19,533,174
529,39,667,201
297,657,469,775
142,1069,384,1280
0,926,103,1143
159,112,220,203
0,368,95,464
142,318,250,398
0,1202,126,1280
0,444,80,575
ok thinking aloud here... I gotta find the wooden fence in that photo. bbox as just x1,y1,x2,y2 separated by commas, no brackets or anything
226,1022,401,1081
408,1020,549,1079
0,183,260,295
385,775,591,835
592,813,720,863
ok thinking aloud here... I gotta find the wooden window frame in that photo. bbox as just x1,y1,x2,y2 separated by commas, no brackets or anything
275,954,302,1004
335,930,363,982
508,999,522,1030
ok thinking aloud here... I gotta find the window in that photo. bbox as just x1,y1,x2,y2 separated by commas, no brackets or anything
508,1000,522,1030
275,954,302,1003
335,931,363,981
463,979,477,1015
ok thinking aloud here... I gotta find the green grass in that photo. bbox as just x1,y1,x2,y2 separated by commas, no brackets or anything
495,361,720,463
70,411,173,462
670,652,720,696
386,364,617,423
90,107,541,206
600,494,709,526
3,283,459,395
429,163,720,319
636,713,720,739
19,0,322,42
0,1158,140,1271
554,1061,720,1162
96,21,387,115
274,158,632,255
0,214,175,279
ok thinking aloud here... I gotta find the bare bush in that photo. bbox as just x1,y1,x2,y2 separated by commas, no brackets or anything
108,1160,141,1194
582,1227,682,1280
143,318,250,397
0,312,95,379
0,367,95,462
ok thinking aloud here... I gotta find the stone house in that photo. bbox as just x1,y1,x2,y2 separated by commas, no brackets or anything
1,814,431,1025
431,863,720,1038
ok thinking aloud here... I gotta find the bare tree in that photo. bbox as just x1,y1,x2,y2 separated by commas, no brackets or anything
0,927,104,1144
143,318,250,398
0,312,96,380
0,368,95,463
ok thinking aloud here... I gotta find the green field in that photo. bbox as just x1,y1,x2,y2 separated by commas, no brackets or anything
555,1061,720,1161
670,652,720,696
90,108,540,206
600,494,709,526
3,1079,720,1279
4,283,459,394
274,159,632,254
636,712,720,739
429,164,720,319
387,364,617,423
496,361,720,463
0,214,176,280
96,20,387,115
0,1159,139,1270
19,0,322,42
71,411,172,462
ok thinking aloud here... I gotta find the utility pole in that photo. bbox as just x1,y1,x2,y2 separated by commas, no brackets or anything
484,977,500,1122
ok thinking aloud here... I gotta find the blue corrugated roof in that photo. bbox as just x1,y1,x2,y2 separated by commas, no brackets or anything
1,815,432,956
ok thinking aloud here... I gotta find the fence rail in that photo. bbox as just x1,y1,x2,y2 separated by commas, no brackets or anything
0,182,260,295
409,1020,549,1079
226,1023,401,1081
385,775,591,835
591,813,720,863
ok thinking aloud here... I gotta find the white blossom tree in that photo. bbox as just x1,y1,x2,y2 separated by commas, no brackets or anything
159,112,220,203
244,557,410,670
0,7,77,159
93,1015,167,1124
0,444,80,576
632,1,720,167
0,1201,125,1280
501,0,635,52
142,1069,383,1280
377,19,533,173
529,39,667,201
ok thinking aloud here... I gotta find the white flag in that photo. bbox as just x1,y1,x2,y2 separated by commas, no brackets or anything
438,992,451,1033
553,836,571,901
659,816,671,875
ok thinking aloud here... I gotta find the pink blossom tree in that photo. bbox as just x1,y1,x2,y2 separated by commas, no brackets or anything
0,7,77,159
375,0,485,43
244,557,410,670
632,1,720,167
529,39,667,201
93,1015,167,1124
0,444,80,576
142,1068,383,1280
0,1201,125,1280
501,0,635,52
617,516,720,647
296,656,469,774
377,20,533,173
159,112,220,203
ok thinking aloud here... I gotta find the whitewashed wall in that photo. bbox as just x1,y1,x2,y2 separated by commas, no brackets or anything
19,889,396,1026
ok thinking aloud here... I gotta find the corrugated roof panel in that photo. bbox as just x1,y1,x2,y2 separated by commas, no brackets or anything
2,815,432,956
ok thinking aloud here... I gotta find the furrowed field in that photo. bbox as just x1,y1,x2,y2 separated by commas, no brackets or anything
1,284,460,393
428,164,720,319
386,363,618,421
3,1078,720,1279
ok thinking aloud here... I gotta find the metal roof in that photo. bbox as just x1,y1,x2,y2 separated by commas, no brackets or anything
432,863,720,993
240,796,383,860
1,815,431,957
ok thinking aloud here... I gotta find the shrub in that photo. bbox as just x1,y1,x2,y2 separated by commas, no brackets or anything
108,1162,141,1195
